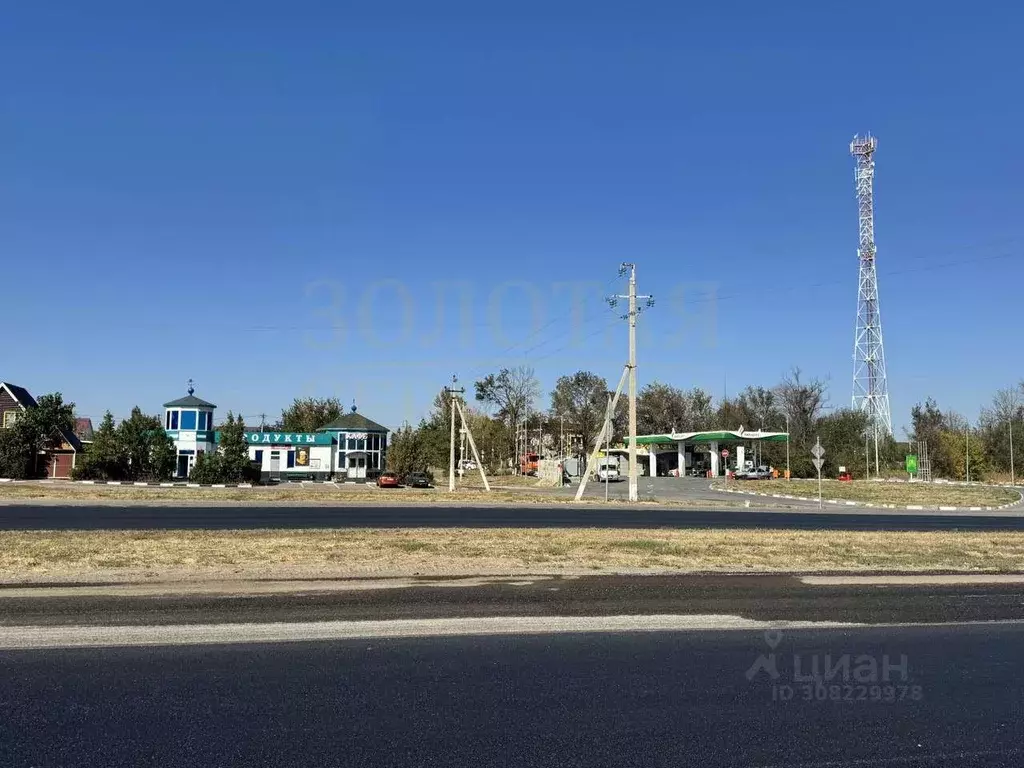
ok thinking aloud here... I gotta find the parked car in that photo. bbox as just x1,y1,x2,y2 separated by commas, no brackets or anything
459,459,477,471
405,471,432,488
739,466,772,480
376,472,401,488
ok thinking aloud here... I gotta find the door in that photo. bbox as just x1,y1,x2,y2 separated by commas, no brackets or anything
269,451,281,480
348,454,367,479
176,455,190,479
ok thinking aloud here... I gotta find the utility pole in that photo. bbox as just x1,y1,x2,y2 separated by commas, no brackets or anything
605,391,613,502
786,415,794,481
259,413,266,433
966,426,971,483
1011,415,1016,487
445,375,464,492
610,263,653,502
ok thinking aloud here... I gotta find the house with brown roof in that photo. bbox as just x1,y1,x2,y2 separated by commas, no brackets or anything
0,381,84,478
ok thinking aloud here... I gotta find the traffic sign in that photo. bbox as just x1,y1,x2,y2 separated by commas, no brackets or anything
906,454,919,474
812,457,824,471
721,449,730,458
811,440,825,460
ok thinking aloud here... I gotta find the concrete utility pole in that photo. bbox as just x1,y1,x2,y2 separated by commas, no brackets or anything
575,366,629,502
445,375,464,492
610,263,653,502
966,427,971,483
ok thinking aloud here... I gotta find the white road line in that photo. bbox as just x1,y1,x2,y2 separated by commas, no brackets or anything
0,615,864,650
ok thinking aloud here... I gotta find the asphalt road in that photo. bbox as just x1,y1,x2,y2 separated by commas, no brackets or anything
2,503,1024,531
6,574,1024,627
2,622,1022,767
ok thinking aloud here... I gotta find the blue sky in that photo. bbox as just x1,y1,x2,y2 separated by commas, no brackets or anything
2,1,1021,437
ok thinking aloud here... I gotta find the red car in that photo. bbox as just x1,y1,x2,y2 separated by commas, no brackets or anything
376,472,401,488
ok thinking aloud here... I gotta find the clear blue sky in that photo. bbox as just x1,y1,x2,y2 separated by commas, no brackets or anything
3,1,1021,437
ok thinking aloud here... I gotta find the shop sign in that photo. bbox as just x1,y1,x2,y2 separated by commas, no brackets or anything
244,432,331,445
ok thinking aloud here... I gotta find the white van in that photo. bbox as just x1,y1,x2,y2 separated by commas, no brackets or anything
595,457,621,482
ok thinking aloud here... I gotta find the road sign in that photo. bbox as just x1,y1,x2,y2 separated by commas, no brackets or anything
721,449,730,458
906,454,919,474
811,440,825,460
812,457,824,471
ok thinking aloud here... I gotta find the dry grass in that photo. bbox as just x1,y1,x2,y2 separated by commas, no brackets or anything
0,482,564,505
3,528,1024,581
717,479,1022,507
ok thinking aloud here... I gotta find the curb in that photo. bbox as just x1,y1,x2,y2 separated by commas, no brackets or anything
710,483,1024,512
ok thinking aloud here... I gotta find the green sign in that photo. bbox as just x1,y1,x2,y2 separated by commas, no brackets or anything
244,432,333,446
905,454,919,474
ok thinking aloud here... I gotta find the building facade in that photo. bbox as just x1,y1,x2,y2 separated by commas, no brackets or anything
163,385,217,478
0,381,84,479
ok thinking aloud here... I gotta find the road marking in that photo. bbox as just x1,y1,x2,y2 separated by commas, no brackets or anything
801,574,1024,586
0,615,864,649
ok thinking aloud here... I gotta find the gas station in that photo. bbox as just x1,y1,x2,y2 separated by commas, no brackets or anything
624,429,790,478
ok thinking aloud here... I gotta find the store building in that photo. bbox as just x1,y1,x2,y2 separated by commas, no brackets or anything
242,431,335,482
317,404,389,480
163,383,217,478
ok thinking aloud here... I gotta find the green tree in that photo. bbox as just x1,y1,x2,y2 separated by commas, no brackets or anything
0,392,76,479
550,371,610,458
189,452,224,485
475,366,539,466
637,382,691,435
72,412,124,480
386,425,427,478
817,409,872,479
218,412,252,482
117,407,176,481
280,397,343,432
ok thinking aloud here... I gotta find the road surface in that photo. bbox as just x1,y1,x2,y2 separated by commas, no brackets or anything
1,503,1023,531
2,622,1022,767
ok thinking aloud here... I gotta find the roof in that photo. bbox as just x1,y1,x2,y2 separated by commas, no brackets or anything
1,382,38,409
75,417,95,441
163,394,217,408
625,430,789,445
1,382,83,452
317,409,389,433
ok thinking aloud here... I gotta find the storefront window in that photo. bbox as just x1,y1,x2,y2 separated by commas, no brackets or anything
287,450,295,468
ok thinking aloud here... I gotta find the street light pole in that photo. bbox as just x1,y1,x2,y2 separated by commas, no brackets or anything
785,412,790,481
1011,416,1016,487
966,427,971,483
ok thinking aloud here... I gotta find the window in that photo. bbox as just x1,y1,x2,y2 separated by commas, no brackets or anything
254,450,263,465
2,410,20,429
170,411,179,430
180,410,197,430
198,411,210,430
347,438,356,450
287,450,295,469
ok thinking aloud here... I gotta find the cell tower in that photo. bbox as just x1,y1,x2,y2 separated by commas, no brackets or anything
850,133,893,439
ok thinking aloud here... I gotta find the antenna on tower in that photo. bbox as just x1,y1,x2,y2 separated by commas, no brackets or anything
850,133,893,474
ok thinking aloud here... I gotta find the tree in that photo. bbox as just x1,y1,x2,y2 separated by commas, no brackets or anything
0,392,76,479
218,412,252,482
280,397,343,432
739,386,781,430
386,425,427,478
637,382,691,435
475,366,539,465
978,387,1023,476
775,368,828,443
189,452,223,485
817,409,872,478
72,412,124,480
550,371,610,458
117,407,175,481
